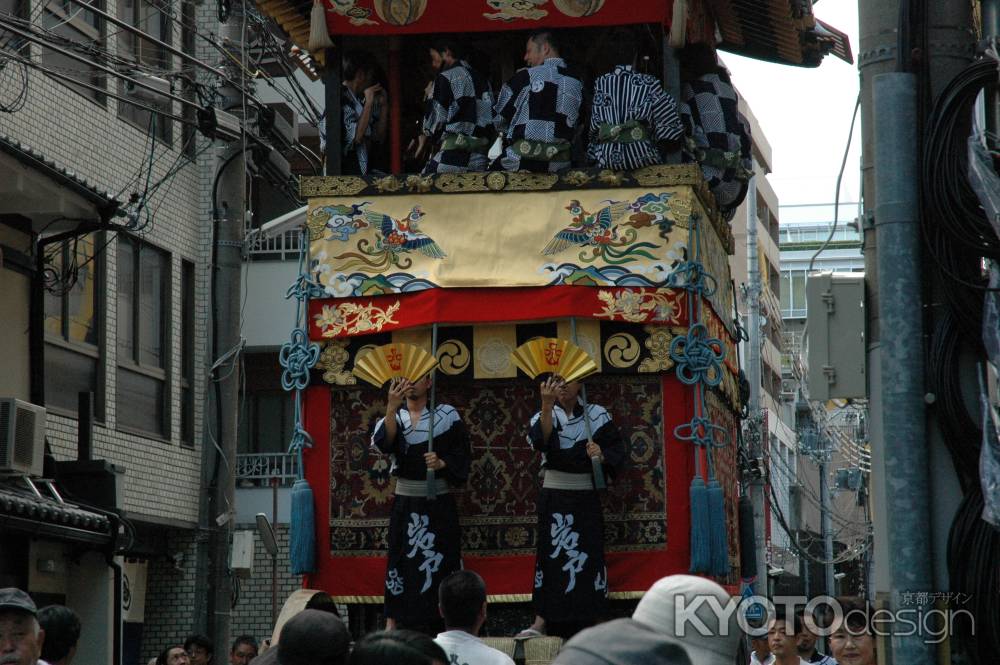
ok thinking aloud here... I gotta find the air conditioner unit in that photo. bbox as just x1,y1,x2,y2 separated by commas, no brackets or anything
0,398,46,477
780,378,796,398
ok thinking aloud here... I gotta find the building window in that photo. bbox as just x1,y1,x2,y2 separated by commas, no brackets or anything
238,391,294,455
116,236,169,437
43,234,103,416
781,269,807,319
39,0,106,103
117,0,172,142
180,260,195,444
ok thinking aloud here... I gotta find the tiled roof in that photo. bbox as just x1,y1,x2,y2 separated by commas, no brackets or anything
0,484,114,544
0,131,122,217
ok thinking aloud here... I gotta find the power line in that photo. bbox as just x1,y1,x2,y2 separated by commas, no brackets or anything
0,46,198,126
0,15,203,110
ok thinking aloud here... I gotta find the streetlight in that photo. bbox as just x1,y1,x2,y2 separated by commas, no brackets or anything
256,512,278,627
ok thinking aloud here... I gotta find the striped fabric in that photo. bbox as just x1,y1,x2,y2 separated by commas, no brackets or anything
421,60,496,175
341,85,379,175
494,57,584,173
587,65,684,171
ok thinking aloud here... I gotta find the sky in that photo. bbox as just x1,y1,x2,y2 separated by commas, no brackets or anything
724,2,862,208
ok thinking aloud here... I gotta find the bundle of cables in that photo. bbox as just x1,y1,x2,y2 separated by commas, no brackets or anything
947,487,1000,664
926,311,982,491
921,52,1000,665
920,55,1000,338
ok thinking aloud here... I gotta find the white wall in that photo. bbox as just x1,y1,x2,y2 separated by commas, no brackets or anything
243,261,301,349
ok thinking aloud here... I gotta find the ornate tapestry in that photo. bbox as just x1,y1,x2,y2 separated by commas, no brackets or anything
328,375,665,558
308,188,702,295
706,388,741,582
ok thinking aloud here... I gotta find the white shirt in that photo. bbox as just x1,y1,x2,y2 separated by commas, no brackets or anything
750,653,775,665
435,630,515,665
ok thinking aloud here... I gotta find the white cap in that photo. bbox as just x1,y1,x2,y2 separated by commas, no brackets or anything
632,575,740,665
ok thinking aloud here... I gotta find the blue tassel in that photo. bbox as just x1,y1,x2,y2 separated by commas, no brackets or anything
707,478,730,577
689,475,710,573
290,478,316,574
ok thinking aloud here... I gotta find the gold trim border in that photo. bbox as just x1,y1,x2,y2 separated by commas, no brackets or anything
301,164,732,255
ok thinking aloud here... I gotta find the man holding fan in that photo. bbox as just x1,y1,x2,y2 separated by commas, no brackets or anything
522,375,626,639
371,372,470,633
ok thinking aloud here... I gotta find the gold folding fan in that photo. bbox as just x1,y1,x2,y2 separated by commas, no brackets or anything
352,343,439,387
510,338,598,383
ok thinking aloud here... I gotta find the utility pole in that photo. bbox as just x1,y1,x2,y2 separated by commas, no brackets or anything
818,432,834,595
206,0,248,650
745,170,769,595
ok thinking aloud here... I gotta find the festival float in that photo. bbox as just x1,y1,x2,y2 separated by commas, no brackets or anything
256,0,852,628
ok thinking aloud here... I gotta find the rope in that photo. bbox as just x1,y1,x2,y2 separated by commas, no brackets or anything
666,214,731,576
280,228,322,471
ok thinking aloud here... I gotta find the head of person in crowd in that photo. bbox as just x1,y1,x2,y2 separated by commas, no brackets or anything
744,617,770,662
229,636,258,665
766,611,802,664
157,645,191,665
827,597,877,665
429,39,464,74
303,591,341,618
348,630,448,665
0,588,44,665
184,634,213,665
676,43,729,82
603,27,639,70
552,618,692,665
524,30,561,67
796,606,826,659
342,50,377,93
631,575,740,665
276,610,350,665
438,570,487,635
37,605,80,665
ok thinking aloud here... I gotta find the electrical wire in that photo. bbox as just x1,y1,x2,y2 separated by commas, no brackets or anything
808,93,861,272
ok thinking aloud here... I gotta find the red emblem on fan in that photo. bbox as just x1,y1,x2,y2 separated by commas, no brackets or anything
385,347,403,371
544,341,563,366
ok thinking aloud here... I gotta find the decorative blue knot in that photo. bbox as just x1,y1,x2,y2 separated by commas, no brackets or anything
286,274,327,303
666,259,718,297
279,328,320,391
674,415,730,449
670,323,726,387
287,422,314,454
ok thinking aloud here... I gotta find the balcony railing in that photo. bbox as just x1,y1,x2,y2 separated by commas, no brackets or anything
246,227,302,261
236,452,299,487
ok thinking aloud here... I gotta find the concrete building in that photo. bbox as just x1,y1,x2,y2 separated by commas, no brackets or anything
727,99,800,585
0,0,233,660
777,202,870,596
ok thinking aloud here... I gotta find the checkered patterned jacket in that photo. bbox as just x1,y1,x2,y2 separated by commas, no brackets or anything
494,57,584,172
679,73,753,220
421,60,495,174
